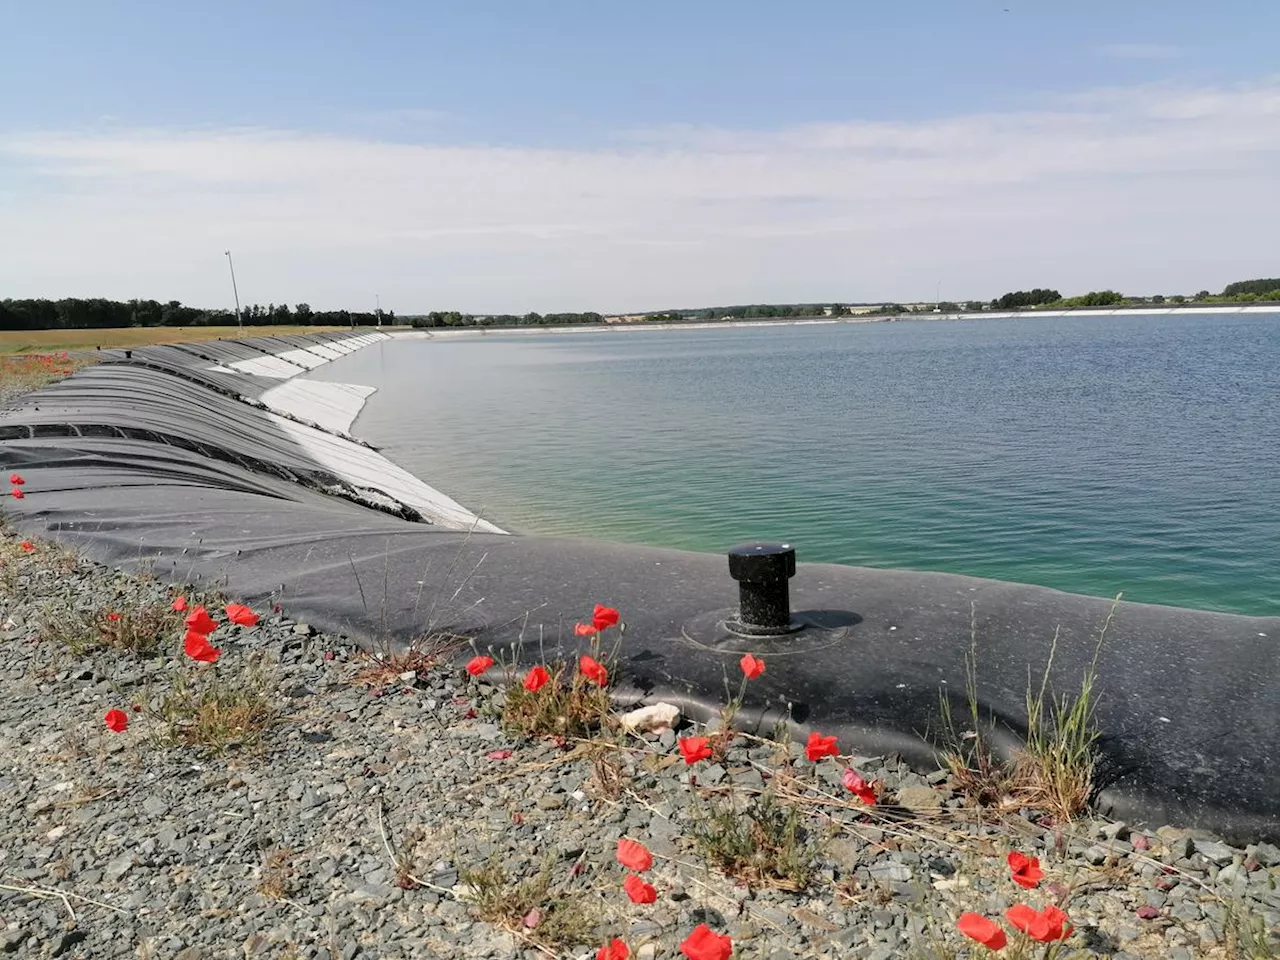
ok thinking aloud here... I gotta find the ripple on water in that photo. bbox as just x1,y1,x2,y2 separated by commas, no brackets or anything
307,314,1280,617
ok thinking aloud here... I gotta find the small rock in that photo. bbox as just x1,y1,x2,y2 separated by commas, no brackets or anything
868,862,912,883
619,702,681,733
1192,840,1236,865
1101,821,1130,841
50,931,87,957
1216,862,1246,886
1083,845,1110,866
1250,841,1279,867
104,854,134,881
895,785,943,812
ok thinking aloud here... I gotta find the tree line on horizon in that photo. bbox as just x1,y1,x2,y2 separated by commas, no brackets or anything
2,278,1276,331
0,298,391,332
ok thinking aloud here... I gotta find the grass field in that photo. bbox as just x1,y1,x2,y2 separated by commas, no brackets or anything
0,325,350,355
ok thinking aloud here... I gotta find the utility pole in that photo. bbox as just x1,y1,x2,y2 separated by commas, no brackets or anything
224,250,243,330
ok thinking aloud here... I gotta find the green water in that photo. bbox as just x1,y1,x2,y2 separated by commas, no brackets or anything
312,313,1280,617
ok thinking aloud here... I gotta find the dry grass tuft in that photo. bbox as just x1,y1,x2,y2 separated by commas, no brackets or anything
37,600,183,658
156,657,277,753
941,599,1117,823
459,858,598,950
1008,601,1116,822
349,633,467,688
1218,899,1280,960
584,738,629,801
689,792,819,892
501,661,613,740
258,848,296,900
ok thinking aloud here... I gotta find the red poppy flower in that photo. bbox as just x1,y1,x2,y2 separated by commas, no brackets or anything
11,488,24,499
579,655,608,686
957,912,1007,950
678,736,712,764
679,924,733,960
805,732,839,761
1007,851,1044,889
225,603,259,627
841,767,878,805
9,473,23,485
616,838,654,872
172,596,188,612
592,604,621,631
623,873,657,904
466,655,495,676
574,622,598,637
20,540,34,552
183,630,222,664
184,605,218,635
106,612,121,622
597,939,629,960
523,665,550,692
104,709,129,733
738,653,765,679
1005,904,1071,942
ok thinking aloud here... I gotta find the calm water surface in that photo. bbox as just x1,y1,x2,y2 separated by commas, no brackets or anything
311,314,1280,616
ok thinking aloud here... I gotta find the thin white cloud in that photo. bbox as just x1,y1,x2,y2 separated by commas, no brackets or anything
1094,43,1184,60
1,79,1278,311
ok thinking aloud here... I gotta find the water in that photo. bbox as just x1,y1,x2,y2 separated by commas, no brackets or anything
310,313,1280,617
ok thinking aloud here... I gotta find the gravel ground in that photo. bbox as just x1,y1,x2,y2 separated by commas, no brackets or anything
1,527,1278,959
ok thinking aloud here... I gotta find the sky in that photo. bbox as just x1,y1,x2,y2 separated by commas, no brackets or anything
2,1,1279,314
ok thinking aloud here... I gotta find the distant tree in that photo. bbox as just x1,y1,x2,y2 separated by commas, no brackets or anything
993,289,1062,309
294,303,313,322
1150,295,1165,303
937,301,960,312
1171,295,1185,304
1221,278,1280,297
1058,290,1125,307
1195,290,1211,300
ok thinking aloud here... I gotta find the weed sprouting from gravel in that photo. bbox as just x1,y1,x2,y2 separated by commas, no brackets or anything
350,632,468,688
1221,899,1279,960
38,600,183,658
689,792,819,892
460,857,598,949
500,659,613,740
155,656,277,753
939,598,1118,823
258,848,296,900
1012,602,1116,822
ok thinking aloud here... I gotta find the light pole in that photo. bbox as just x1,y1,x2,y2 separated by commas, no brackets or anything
224,250,243,330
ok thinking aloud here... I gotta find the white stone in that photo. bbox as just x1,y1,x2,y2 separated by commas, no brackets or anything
619,702,681,733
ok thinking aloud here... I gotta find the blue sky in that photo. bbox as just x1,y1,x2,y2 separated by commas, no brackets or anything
3,1,1279,312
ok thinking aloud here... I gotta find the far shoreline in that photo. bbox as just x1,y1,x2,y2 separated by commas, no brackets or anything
401,302,1280,338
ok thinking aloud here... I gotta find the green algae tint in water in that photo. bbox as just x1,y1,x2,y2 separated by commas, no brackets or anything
310,313,1280,617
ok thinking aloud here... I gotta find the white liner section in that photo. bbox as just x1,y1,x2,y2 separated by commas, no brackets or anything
267,411,504,532
223,355,309,379
260,380,376,434
275,349,329,369
199,331,503,532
